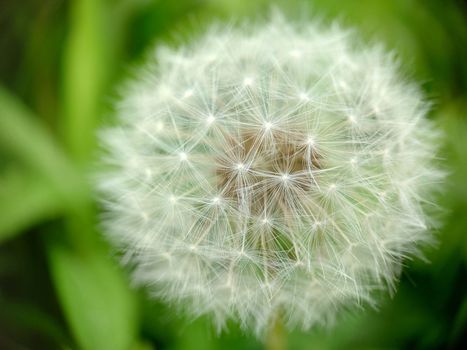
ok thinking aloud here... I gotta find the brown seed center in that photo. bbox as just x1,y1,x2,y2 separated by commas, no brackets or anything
216,131,320,216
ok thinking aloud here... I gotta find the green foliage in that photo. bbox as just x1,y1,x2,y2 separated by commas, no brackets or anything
46,233,138,350
0,169,60,242
0,0,466,349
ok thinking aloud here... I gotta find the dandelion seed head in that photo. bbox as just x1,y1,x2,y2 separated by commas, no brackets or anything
183,89,194,98
155,121,164,131
178,152,188,161
98,15,443,337
243,77,254,86
289,49,302,58
206,114,216,125
263,121,273,130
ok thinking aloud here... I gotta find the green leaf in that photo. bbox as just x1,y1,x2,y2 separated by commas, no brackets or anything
0,168,62,242
0,86,87,209
0,299,71,347
46,234,139,350
62,0,110,162
0,86,88,242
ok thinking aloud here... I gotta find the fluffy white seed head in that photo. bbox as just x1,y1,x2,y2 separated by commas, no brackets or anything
97,16,443,336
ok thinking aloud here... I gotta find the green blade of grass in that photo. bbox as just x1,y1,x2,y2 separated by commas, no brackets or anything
0,169,62,242
0,86,88,240
62,0,109,163
46,232,139,350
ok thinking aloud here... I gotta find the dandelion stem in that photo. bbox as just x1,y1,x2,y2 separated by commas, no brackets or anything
266,313,286,350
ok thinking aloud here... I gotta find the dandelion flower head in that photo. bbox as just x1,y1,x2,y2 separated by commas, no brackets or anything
98,16,442,335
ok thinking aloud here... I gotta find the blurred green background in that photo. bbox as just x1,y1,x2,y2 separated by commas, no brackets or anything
1,1,466,349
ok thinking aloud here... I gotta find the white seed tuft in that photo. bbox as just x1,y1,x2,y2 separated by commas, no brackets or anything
97,15,443,337
178,152,188,161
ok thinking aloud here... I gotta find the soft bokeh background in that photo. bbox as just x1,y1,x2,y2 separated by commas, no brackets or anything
1,1,466,349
